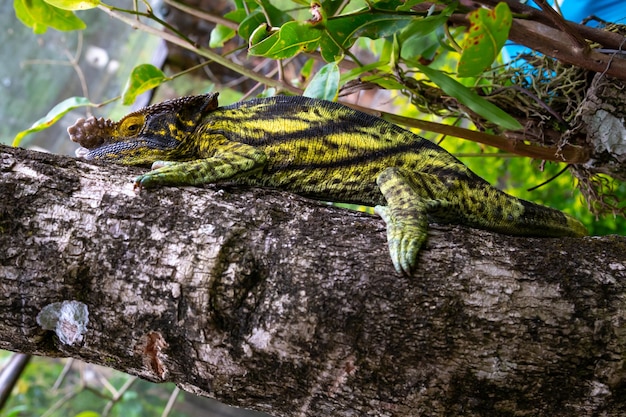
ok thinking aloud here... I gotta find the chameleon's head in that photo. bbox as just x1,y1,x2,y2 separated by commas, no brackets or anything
68,93,219,165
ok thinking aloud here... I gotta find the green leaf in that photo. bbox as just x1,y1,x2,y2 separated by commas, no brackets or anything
12,97,97,147
209,24,236,48
249,23,272,46
224,8,248,23
239,9,267,40
122,64,169,105
303,62,340,101
13,0,86,32
249,3,415,62
396,0,428,12
398,2,456,60
319,9,414,62
300,58,316,81
317,0,342,17
400,31,441,61
2,405,28,417
43,0,100,10
256,0,293,27
414,63,521,130
372,0,406,10
249,21,321,59
458,2,512,77
398,14,448,43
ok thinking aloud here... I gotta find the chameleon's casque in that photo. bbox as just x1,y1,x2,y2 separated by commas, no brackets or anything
68,93,587,273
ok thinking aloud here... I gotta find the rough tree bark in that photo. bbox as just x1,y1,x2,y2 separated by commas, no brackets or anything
1,144,625,417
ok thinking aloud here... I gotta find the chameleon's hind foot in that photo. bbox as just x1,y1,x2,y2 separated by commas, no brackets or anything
376,168,437,275
374,205,427,274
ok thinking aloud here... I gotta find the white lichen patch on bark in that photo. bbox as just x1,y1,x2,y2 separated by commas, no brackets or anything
37,300,89,346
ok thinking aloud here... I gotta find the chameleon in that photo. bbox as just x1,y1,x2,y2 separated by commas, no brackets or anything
67,93,587,274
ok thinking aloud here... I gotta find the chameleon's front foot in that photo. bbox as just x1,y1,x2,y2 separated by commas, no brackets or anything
133,161,176,190
375,205,427,275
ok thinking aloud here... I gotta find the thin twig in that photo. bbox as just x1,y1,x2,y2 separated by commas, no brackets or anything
533,0,588,51
597,36,626,79
527,164,570,191
40,388,81,417
51,359,74,390
101,376,138,417
160,386,181,417
162,0,238,29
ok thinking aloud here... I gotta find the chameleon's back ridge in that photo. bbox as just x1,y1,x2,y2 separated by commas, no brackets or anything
68,93,587,274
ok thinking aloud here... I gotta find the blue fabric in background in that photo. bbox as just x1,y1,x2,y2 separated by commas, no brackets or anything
556,0,625,26
503,0,626,61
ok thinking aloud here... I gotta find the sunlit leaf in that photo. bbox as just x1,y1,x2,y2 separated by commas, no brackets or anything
458,2,512,77
414,63,521,130
73,411,100,417
12,97,97,147
122,64,169,105
303,62,340,101
43,0,100,10
13,0,86,32
2,405,28,417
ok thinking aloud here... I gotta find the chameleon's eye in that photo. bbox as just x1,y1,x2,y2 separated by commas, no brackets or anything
118,115,146,137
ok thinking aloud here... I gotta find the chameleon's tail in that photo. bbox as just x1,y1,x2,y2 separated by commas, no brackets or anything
477,193,588,238
455,181,588,238
514,199,588,237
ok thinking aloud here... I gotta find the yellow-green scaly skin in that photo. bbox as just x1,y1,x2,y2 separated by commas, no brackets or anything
68,93,587,274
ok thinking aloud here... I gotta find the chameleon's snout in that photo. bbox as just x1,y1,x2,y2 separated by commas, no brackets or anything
75,146,93,160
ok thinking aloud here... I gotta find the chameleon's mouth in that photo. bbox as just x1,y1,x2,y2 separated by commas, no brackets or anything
74,141,145,161
75,137,180,162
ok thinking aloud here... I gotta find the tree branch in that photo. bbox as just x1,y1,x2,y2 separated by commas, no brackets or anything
1,144,625,417
447,5,626,81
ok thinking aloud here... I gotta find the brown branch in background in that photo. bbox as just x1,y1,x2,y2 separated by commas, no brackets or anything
447,12,626,81
508,18,626,79
471,0,626,50
533,0,589,52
